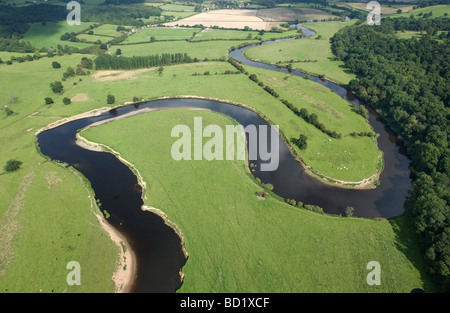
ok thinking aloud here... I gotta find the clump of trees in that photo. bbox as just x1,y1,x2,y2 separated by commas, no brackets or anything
63,97,71,105
4,159,22,172
60,32,79,42
285,198,303,208
62,67,76,79
291,134,308,150
50,81,63,94
107,94,115,105
352,103,368,119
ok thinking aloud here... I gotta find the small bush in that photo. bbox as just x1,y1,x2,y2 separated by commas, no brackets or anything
304,204,323,213
107,94,115,105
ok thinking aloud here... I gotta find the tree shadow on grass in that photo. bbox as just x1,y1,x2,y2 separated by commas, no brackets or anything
389,213,437,293
337,63,355,75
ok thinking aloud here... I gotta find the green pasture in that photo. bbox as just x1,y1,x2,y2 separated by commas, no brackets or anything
82,109,434,293
22,22,94,50
245,20,357,85
122,27,201,44
115,40,256,59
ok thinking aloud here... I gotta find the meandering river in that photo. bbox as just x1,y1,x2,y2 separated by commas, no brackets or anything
36,28,412,292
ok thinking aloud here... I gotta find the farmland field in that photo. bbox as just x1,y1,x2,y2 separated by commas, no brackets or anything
22,22,94,50
344,2,415,15
114,40,257,59
92,24,126,37
165,7,337,30
390,4,450,18
256,7,335,21
164,11,199,18
191,28,300,41
165,9,273,30
77,34,113,44
158,3,195,12
121,27,201,44
1,0,447,296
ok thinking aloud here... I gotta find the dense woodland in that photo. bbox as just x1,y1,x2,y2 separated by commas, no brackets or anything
331,17,450,291
81,4,161,26
0,2,162,38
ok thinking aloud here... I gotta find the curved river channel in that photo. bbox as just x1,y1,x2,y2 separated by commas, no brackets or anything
37,29,412,292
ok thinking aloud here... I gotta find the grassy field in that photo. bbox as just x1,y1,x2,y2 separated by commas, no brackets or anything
82,109,434,293
248,66,381,181
191,28,300,41
257,7,335,21
122,27,201,44
92,24,125,38
158,3,195,12
0,53,123,292
165,11,199,18
394,30,447,40
22,22,94,50
244,20,357,85
343,2,415,15
114,40,256,59
116,26,300,60
0,163,120,293
77,34,113,44
388,4,450,18
192,29,262,41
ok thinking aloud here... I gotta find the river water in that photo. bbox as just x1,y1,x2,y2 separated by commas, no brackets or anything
36,28,412,292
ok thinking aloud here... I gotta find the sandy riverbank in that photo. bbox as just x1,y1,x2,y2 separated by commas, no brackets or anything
94,214,136,293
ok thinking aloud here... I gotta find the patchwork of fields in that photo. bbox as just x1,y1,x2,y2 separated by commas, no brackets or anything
1,2,446,293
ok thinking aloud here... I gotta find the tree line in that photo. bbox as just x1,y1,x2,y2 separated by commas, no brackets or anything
331,17,450,291
94,53,193,70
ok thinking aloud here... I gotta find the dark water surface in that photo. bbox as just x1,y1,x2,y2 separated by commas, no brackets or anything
36,32,412,292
